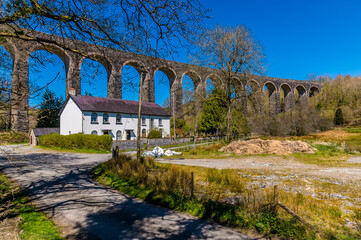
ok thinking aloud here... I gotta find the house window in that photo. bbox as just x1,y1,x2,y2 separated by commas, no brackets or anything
116,130,122,140
150,117,154,129
91,113,98,123
103,113,109,124
102,130,111,135
116,114,122,124
142,117,146,126
159,118,163,126
91,130,98,135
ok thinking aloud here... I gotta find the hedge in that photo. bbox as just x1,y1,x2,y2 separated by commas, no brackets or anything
148,130,162,139
38,133,112,151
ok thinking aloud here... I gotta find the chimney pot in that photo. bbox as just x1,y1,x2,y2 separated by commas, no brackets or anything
69,88,76,96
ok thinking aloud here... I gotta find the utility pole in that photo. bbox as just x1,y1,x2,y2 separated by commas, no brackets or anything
173,91,176,141
137,72,145,162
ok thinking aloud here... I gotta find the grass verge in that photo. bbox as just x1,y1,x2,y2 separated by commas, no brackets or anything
90,155,361,239
0,131,28,145
0,172,64,240
36,145,111,154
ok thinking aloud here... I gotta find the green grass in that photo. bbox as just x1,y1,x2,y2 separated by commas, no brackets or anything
0,172,64,240
36,145,111,154
344,127,361,133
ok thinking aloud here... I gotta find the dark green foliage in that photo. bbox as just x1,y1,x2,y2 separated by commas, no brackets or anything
199,89,227,134
170,118,186,129
334,108,344,125
36,88,64,128
148,129,162,139
254,206,312,239
38,133,112,151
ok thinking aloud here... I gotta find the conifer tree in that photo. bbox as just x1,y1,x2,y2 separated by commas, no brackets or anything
36,88,63,128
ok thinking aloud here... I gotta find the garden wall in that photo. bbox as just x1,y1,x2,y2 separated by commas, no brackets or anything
113,138,191,150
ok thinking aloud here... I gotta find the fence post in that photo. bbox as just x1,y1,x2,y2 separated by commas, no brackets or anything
191,172,194,197
274,185,278,205
112,147,116,159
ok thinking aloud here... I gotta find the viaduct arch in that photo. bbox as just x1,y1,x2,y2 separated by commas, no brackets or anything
0,27,322,132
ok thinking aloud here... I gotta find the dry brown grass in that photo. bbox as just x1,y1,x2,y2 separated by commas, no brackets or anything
312,129,359,142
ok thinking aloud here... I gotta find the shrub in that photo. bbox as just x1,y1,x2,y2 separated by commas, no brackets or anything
38,133,112,151
334,107,344,125
148,129,162,139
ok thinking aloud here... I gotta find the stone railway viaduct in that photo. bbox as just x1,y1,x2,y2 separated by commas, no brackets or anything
0,27,322,132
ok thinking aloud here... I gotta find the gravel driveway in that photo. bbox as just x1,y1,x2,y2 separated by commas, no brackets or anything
0,145,258,240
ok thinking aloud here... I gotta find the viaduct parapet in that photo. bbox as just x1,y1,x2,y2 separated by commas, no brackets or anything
0,26,323,132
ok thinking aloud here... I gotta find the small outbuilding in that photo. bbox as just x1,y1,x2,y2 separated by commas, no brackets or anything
30,128,60,146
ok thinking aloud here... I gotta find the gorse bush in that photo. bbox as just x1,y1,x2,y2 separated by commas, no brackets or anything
147,129,162,139
38,133,112,151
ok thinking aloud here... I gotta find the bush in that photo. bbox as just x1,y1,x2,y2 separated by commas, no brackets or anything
334,107,344,125
38,133,112,151
148,129,162,139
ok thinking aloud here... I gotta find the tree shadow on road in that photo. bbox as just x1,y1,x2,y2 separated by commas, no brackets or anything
0,152,258,240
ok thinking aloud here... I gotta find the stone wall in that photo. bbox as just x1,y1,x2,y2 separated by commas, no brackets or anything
113,138,191,150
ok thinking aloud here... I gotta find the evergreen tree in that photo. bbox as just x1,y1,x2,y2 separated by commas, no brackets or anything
334,107,344,125
199,89,227,134
36,88,64,128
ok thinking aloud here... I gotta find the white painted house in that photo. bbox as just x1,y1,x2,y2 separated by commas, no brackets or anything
59,94,171,140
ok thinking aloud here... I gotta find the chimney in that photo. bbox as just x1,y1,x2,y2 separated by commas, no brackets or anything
69,88,76,96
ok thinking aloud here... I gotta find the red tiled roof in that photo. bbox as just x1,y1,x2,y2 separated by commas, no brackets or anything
69,95,171,117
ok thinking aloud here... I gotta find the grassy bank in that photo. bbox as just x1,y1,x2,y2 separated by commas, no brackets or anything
0,131,28,145
0,172,64,240
36,145,111,154
91,154,360,239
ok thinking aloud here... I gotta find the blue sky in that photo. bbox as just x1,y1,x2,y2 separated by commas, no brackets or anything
203,0,361,79
17,0,361,106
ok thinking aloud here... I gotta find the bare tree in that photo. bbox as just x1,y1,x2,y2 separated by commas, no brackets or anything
195,25,266,140
0,0,208,57
0,0,208,135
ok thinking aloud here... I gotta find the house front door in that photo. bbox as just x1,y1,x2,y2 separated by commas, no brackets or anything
126,130,132,140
